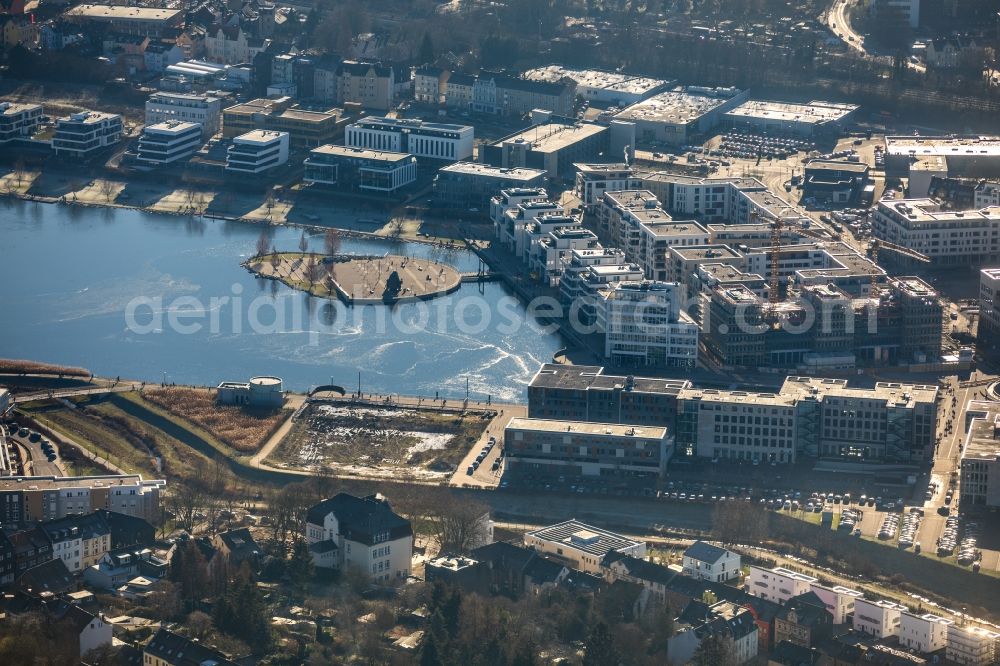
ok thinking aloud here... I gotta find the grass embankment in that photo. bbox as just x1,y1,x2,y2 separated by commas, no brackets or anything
141,387,289,454
0,358,90,377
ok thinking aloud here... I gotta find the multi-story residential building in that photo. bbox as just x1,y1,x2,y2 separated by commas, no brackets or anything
63,4,184,37
558,247,629,306
225,130,288,174
980,268,1000,344
345,116,473,161
493,190,559,252
746,565,817,604
145,628,239,666
523,520,646,574
40,512,111,572
52,111,122,159
681,541,740,582
336,60,395,110
947,625,1000,666
480,121,609,179
872,0,920,28
527,363,691,426
434,162,546,210
305,493,412,582
516,212,581,265
304,145,416,193
668,599,759,665
0,475,165,525
444,71,475,109
4,526,52,575
0,530,16,585
883,136,1000,179
222,97,348,151
773,591,834,648
472,72,576,116
530,226,600,285
144,92,222,138
853,598,906,638
503,417,673,481
136,121,202,166
808,583,863,625
0,101,42,143
597,280,699,367
960,401,1000,512
975,182,1000,208
204,24,269,65
900,611,953,653
413,66,449,104
873,199,1000,267
640,174,766,220
574,163,641,207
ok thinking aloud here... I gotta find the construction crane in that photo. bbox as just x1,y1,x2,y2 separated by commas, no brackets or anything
867,238,931,295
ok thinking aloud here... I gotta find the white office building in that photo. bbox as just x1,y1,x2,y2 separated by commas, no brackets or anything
598,280,698,368
746,565,816,604
304,145,417,193
947,625,1000,666
899,611,953,653
853,598,906,638
225,130,289,174
144,92,222,138
873,199,1000,267
345,116,473,161
136,121,202,165
0,101,43,143
808,583,863,625
52,111,123,158
574,163,641,207
980,268,1000,341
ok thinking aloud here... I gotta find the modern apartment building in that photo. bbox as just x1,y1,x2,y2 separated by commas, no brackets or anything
0,475,165,526
222,97,348,151
504,417,673,480
852,598,906,638
746,565,817,604
574,163,641,207
225,130,289,174
144,92,222,138
136,121,202,166
304,145,416,193
947,625,1000,666
808,583,863,625
960,401,1000,512
0,101,42,143
899,611,953,653
597,280,699,367
873,199,1000,267
52,111,123,159
345,116,473,161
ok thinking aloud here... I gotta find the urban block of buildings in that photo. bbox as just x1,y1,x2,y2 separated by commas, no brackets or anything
613,86,748,144
523,66,672,105
721,99,859,137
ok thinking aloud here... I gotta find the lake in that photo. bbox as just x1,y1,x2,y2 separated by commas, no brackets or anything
0,200,561,402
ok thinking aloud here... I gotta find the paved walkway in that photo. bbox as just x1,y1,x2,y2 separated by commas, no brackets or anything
249,394,304,468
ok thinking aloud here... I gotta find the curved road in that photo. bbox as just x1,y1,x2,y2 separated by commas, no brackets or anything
827,0,865,54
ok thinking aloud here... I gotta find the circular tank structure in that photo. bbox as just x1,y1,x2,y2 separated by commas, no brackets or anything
248,376,284,406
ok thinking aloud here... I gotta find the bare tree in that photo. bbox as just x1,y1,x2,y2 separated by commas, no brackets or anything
255,229,271,258
388,216,405,237
324,261,337,294
298,230,309,253
12,159,27,190
269,246,281,275
324,228,342,256
306,255,323,289
431,496,491,554
99,179,117,203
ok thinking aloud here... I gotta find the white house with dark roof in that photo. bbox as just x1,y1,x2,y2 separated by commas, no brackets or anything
305,493,412,583
681,540,741,582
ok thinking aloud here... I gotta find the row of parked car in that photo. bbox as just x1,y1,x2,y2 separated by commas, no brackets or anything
466,436,501,475
898,509,922,550
14,425,58,463
716,132,815,160
957,522,981,567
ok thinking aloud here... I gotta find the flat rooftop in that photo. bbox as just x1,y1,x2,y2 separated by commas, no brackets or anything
724,99,858,124
529,363,691,394
672,244,743,261
495,122,607,154
963,401,1000,461
0,475,162,491
615,87,743,125
506,417,667,439
856,598,909,611
309,145,411,162
885,135,1000,157
59,111,119,124
575,162,633,175
65,4,183,20
640,173,765,190
0,102,42,115
603,189,661,210
878,199,1000,224
641,220,709,237
234,129,287,143
698,263,765,283
781,375,938,406
352,116,472,133
144,120,201,134
805,159,870,174
524,66,670,97
761,565,818,582
983,268,1000,280
439,161,546,180
526,520,644,557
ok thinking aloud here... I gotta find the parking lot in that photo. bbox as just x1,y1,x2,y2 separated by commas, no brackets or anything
8,423,63,477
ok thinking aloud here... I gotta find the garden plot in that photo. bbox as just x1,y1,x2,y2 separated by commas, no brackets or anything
273,403,488,480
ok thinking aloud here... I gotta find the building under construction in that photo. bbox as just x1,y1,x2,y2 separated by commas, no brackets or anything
704,276,944,371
